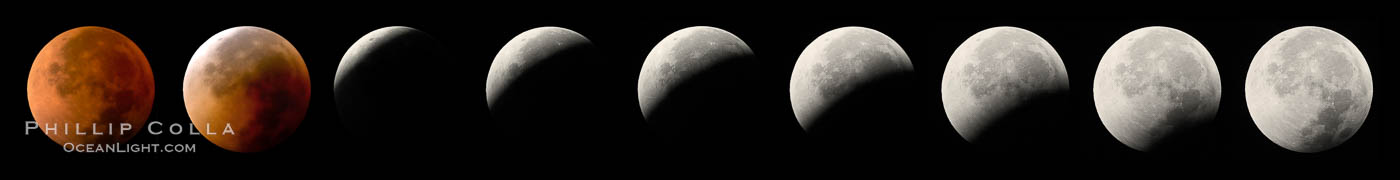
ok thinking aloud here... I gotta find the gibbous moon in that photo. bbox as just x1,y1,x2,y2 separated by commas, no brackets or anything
942,26,1068,143
184,26,311,153
790,27,914,133
1093,26,1221,151
28,26,154,145
637,26,758,141
334,26,446,138
1246,26,1372,153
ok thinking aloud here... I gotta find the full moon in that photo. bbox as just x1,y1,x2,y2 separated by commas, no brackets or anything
790,26,914,133
1093,26,1221,151
28,26,154,145
184,26,311,153
1245,26,1372,153
637,26,757,141
941,26,1068,143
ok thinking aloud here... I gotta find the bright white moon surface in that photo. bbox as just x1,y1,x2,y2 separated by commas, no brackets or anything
1245,26,1372,153
941,26,1068,142
1093,26,1221,152
485,27,591,109
789,27,913,131
637,26,752,119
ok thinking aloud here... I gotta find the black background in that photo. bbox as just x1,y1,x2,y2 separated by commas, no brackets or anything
3,7,1391,168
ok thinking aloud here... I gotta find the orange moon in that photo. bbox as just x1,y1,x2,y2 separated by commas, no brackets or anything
183,26,310,153
27,26,155,145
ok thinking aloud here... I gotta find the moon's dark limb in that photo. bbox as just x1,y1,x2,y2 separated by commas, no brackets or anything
333,26,462,146
1246,26,1371,153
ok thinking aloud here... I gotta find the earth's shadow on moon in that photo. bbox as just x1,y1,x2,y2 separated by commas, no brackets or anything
643,54,806,148
332,29,466,150
1143,118,1223,155
961,90,1076,154
488,42,649,151
801,71,932,150
1093,108,1227,160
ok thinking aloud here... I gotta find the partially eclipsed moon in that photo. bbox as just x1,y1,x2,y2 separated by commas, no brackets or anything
1093,26,1221,151
789,27,914,132
184,26,311,153
638,26,754,120
941,26,1068,142
485,27,592,109
1246,26,1372,153
334,26,444,137
636,26,759,141
484,27,604,138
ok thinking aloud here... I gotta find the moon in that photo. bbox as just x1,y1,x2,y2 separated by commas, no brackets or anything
637,26,757,141
485,27,591,110
1093,26,1221,151
334,26,445,138
790,26,914,133
941,26,1068,143
184,26,311,153
1246,26,1372,153
28,26,154,145
487,26,631,140
638,26,753,119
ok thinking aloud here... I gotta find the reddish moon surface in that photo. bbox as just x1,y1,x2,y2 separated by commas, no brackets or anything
184,26,311,153
27,26,155,145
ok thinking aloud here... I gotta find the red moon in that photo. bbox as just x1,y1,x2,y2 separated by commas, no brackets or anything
28,26,155,145
184,26,310,153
